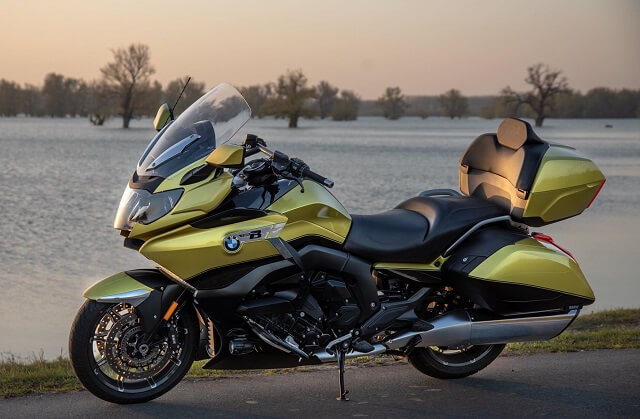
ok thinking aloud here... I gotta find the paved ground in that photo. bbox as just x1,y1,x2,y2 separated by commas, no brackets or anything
2,350,639,418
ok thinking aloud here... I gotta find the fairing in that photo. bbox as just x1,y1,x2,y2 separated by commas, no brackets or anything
115,83,250,232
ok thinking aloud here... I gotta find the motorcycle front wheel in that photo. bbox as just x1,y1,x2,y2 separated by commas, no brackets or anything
69,300,198,404
408,344,505,379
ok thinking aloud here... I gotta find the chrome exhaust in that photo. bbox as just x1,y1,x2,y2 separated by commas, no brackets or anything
384,309,579,350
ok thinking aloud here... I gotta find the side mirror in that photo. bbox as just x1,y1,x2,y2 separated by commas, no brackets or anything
153,103,174,131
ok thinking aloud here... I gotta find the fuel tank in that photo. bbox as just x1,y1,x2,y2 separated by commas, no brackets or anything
267,180,352,245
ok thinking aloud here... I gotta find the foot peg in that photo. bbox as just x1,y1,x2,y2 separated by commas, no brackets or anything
352,339,375,353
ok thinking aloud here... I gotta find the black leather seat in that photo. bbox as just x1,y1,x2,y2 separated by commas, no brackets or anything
343,195,506,263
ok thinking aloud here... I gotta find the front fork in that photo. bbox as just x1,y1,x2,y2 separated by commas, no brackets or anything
140,287,190,345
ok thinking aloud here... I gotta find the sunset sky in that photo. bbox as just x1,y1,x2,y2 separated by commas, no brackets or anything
1,0,638,98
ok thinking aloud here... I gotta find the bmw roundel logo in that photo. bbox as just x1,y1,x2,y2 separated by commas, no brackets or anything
223,235,241,253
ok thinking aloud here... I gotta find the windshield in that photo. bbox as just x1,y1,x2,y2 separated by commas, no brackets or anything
137,82,251,178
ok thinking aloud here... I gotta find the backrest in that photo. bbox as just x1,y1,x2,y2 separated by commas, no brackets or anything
459,118,549,220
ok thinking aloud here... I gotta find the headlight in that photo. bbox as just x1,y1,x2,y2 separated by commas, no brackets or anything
114,186,183,231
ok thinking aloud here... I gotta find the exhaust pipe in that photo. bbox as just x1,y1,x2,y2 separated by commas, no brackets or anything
290,309,578,363
384,309,579,350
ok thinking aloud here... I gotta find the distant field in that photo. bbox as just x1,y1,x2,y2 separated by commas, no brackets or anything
1,308,638,398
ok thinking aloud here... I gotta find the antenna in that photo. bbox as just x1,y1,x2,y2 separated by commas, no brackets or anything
172,76,191,112
162,76,191,127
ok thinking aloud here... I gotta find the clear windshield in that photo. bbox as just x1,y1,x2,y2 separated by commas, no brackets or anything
137,83,251,178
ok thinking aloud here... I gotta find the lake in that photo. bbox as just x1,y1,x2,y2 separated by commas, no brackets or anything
1,116,639,357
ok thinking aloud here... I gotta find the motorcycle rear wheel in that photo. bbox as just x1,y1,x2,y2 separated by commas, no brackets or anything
69,300,198,404
408,344,505,379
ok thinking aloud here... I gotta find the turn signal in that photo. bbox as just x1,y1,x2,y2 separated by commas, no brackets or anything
533,233,575,261
163,301,179,321
587,179,606,208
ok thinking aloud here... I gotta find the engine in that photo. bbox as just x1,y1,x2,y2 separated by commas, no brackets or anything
236,290,329,355
235,273,362,356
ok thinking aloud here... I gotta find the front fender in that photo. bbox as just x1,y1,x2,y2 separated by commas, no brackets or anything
83,272,153,305
83,269,186,334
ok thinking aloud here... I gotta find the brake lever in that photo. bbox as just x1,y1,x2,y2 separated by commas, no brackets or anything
281,172,305,193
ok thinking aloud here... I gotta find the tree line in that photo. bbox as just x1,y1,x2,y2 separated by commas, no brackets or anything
1,44,638,128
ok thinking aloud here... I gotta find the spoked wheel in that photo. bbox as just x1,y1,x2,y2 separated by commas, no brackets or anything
69,300,198,404
408,344,505,379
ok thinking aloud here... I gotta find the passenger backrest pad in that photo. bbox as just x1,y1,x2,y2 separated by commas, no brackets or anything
459,118,549,220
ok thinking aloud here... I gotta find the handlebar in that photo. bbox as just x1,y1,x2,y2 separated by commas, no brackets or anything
257,145,275,158
252,144,334,188
301,166,335,188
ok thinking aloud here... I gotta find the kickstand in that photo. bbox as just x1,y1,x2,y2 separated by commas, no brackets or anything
336,349,349,401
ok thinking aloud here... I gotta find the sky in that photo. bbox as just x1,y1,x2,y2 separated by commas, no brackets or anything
1,0,639,99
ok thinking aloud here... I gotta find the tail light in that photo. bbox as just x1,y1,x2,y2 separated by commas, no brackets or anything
587,179,606,208
533,233,575,261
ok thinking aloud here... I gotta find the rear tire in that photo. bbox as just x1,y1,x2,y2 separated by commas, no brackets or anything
408,344,505,379
69,300,198,404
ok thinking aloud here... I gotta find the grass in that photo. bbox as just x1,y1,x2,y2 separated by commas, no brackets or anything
0,352,81,398
1,308,638,398
506,308,640,354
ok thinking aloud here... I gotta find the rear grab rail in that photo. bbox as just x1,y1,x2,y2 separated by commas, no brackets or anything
442,215,512,257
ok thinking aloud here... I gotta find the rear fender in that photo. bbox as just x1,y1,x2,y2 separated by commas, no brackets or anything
83,269,184,334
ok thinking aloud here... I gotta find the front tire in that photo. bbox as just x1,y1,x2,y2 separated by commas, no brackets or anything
69,300,198,404
408,344,505,379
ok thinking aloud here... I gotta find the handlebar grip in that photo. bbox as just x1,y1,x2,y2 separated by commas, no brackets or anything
303,167,334,188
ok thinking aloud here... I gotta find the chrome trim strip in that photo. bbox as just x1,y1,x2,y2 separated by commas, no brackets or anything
96,289,151,306
147,133,201,170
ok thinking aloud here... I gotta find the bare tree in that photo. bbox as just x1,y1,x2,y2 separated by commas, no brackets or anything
316,81,339,119
100,44,155,128
238,84,272,118
501,63,569,127
262,70,316,128
377,87,408,120
439,89,469,119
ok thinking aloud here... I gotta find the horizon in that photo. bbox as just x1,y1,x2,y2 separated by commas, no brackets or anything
1,0,639,99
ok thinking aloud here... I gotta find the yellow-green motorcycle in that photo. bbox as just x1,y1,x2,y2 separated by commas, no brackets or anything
69,83,606,404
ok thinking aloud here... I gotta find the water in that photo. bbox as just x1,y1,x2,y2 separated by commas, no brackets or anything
1,116,639,357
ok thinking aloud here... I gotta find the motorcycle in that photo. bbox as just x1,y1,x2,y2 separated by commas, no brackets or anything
69,83,606,404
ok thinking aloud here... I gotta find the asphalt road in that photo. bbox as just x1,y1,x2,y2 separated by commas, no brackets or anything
2,350,639,418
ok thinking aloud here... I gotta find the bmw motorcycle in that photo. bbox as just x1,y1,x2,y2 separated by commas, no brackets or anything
69,83,606,404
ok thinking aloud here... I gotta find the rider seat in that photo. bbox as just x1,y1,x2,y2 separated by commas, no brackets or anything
343,195,506,263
